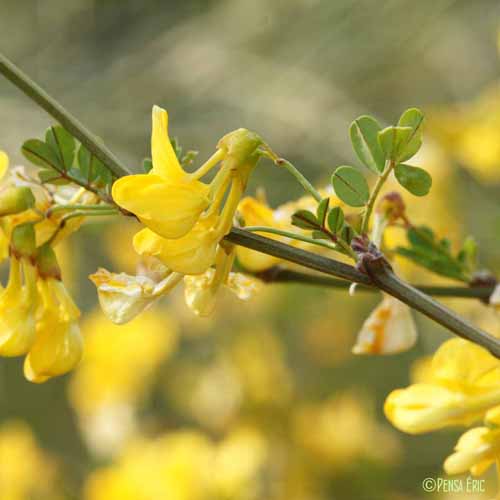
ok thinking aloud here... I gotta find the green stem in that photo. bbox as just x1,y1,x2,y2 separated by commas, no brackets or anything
361,159,395,234
0,52,131,179
46,209,118,246
226,228,500,358
254,266,495,300
244,226,338,252
47,204,116,215
278,159,322,202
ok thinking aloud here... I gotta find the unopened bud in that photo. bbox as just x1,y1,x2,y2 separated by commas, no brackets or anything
217,128,263,167
0,186,35,216
10,223,36,257
36,244,61,280
376,192,406,223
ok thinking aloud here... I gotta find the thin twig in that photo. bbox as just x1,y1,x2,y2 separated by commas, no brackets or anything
0,53,131,179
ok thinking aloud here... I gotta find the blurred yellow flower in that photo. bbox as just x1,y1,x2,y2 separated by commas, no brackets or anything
84,431,215,500
384,339,500,434
70,309,177,411
0,420,59,500
444,426,500,477
237,188,348,272
69,309,177,455
293,392,400,468
352,295,417,355
428,85,500,183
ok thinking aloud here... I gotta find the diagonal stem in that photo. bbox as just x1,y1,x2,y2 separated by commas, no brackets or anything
0,52,131,179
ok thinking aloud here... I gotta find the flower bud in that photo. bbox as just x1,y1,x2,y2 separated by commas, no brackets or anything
0,186,35,216
217,128,263,167
10,223,36,258
376,192,406,224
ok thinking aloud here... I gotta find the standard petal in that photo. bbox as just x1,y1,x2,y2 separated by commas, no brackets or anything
431,338,500,391
112,174,209,239
151,106,186,181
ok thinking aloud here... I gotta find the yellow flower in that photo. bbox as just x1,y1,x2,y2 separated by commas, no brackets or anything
352,295,417,355
0,225,38,357
183,243,260,316
112,106,263,275
384,339,500,434
0,420,59,499
444,426,500,476
83,431,215,500
293,392,400,467
236,196,284,271
69,309,177,457
24,245,83,383
89,267,183,324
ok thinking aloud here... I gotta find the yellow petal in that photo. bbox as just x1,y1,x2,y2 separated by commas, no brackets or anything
0,150,8,180
151,105,186,181
112,174,209,239
133,221,218,275
89,268,182,324
384,384,498,434
431,338,500,391
24,318,83,383
184,269,218,317
444,427,498,475
0,259,37,357
236,197,281,271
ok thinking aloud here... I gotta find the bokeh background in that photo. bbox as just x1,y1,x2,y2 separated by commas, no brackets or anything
0,1,500,499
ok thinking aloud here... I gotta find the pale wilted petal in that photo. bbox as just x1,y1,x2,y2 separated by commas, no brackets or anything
352,295,417,355
90,268,183,325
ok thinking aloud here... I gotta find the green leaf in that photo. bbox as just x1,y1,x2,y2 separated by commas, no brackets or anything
142,158,153,173
394,164,432,196
45,126,76,170
76,144,113,190
349,115,386,174
22,139,63,172
341,224,355,244
396,226,470,281
316,198,330,227
458,236,477,272
331,166,369,207
312,230,330,240
291,210,319,230
38,169,68,185
397,107,424,161
327,206,344,233
377,126,413,162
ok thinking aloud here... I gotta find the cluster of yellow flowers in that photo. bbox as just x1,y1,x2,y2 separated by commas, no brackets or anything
0,151,89,382
91,106,261,321
385,338,500,481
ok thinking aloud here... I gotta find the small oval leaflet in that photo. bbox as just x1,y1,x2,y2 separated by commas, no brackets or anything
331,166,370,207
394,164,432,197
